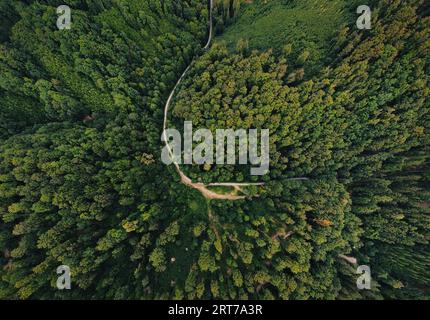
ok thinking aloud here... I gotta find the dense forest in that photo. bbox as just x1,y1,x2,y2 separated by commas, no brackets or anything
0,0,429,300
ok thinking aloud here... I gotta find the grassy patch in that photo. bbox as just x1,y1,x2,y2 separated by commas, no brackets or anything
216,0,362,74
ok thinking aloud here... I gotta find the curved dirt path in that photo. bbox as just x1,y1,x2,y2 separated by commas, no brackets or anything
162,0,308,200
162,0,263,200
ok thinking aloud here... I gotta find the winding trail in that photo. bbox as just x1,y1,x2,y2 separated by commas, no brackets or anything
161,0,307,200
162,0,263,200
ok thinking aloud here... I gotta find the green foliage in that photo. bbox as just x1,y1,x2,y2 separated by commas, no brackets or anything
0,0,429,300
215,0,363,76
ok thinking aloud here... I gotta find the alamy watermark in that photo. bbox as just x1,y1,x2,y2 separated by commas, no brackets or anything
356,265,371,290
56,265,71,290
161,122,270,176
357,5,372,30
57,5,72,30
